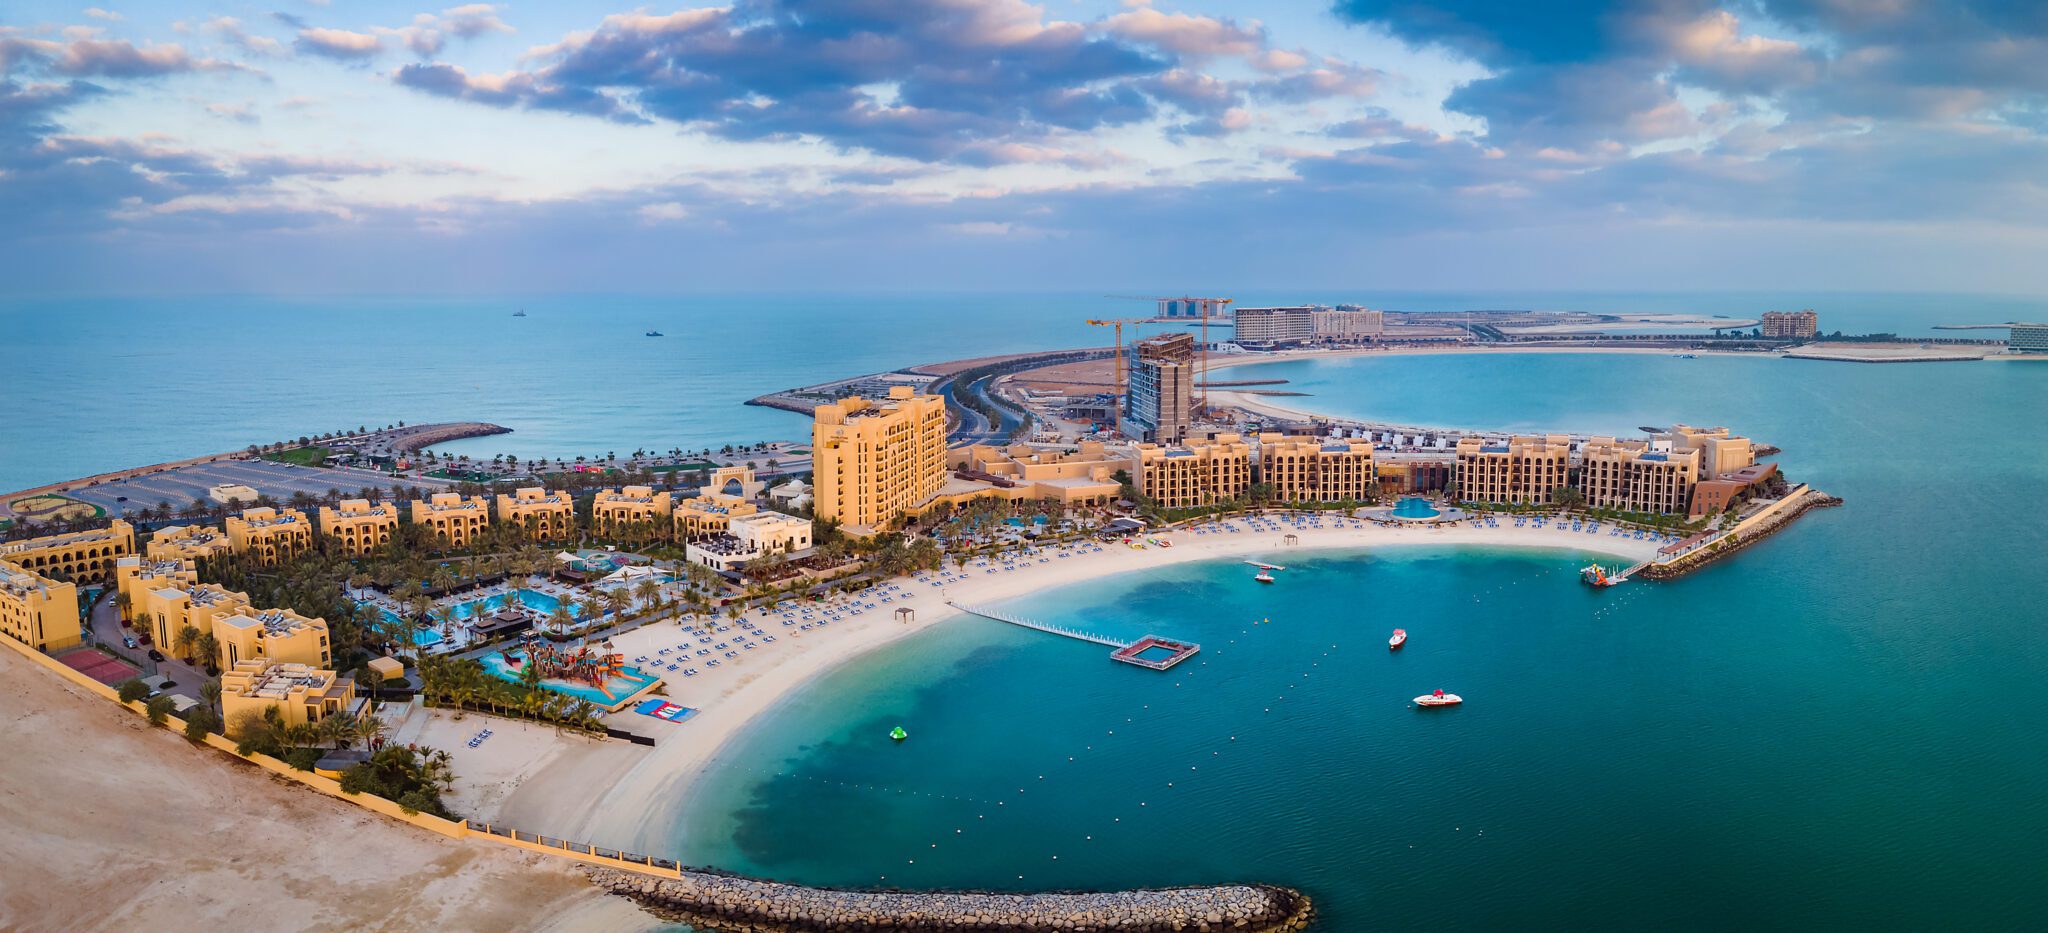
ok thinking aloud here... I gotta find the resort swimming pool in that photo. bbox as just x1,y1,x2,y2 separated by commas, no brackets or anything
479,653,659,709
1391,497,1442,520
412,628,445,647
454,588,563,619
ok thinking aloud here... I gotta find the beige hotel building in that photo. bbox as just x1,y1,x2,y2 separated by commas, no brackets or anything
318,499,401,557
1135,433,1253,510
1579,439,1701,514
0,520,135,585
496,487,575,540
145,524,236,563
221,660,356,735
224,507,314,565
593,486,674,537
0,560,83,652
1454,435,1572,505
813,386,950,533
411,493,491,548
1257,434,1376,503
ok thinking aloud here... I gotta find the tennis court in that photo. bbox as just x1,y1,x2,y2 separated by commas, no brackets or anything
57,648,142,685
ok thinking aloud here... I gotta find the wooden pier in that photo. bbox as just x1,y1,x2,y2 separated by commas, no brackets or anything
948,602,1200,670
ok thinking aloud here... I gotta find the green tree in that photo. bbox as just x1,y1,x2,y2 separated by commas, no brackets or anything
183,705,220,742
116,678,150,704
144,694,175,725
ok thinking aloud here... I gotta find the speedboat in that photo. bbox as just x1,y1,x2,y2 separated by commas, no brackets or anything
513,309,527,317
1389,628,1407,649
645,330,664,337
1254,570,1275,584
1414,689,1461,707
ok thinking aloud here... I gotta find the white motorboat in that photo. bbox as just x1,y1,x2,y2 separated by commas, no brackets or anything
1414,689,1462,707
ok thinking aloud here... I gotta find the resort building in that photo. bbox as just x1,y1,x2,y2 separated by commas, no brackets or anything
951,441,1130,510
113,555,197,619
0,560,82,652
224,507,314,565
0,520,135,585
1232,306,1317,348
686,511,816,573
144,524,235,563
593,486,674,537
215,607,332,670
1578,439,1701,514
812,385,950,533
1375,456,1454,497
675,491,759,537
411,493,491,548
207,483,260,506
1135,433,1253,509
1257,434,1377,503
1660,424,1756,480
1689,462,1781,519
2008,323,2048,353
131,581,251,658
1155,297,1231,319
1454,435,1572,505
496,487,576,540
1122,332,1195,444
220,660,356,736
1312,308,1385,343
1760,309,1819,338
318,500,400,557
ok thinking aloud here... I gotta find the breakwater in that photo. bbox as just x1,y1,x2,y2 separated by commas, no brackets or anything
585,868,1314,932
1639,488,1842,581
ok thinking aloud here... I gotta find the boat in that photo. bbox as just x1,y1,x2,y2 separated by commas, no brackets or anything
889,725,908,741
512,309,527,317
645,330,664,337
1149,537,1173,548
1254,570,1275,584
1414,689,1462,707
1580,563,1620,587
1389,628,1407,649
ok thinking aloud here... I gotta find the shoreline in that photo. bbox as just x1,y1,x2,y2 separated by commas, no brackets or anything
513,516,1661,860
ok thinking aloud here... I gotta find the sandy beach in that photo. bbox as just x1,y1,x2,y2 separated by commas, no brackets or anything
511,514,1664,857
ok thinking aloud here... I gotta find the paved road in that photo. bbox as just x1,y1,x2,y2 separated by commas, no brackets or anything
66,459,449,519
85,595,210,698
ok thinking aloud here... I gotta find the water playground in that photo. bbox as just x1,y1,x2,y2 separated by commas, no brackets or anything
482,641,663,712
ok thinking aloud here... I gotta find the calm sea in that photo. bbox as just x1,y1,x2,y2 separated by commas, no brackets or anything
673,344,2048,931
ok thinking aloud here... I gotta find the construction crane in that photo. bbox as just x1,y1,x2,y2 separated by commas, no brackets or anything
1084,317,1148,399
1102,295,1234,414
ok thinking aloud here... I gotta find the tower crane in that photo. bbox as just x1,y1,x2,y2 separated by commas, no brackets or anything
1101,295,1234,414
1084,318,1148,399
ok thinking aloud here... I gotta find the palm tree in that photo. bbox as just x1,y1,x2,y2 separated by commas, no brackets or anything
200,679,222,715
173,625,200,663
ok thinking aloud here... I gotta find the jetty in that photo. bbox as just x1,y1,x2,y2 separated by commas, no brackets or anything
948,602,1200,670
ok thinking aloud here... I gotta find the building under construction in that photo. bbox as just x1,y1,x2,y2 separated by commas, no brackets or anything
1121,332,1195,444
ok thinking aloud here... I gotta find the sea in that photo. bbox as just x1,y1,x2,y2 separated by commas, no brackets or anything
5,292,2046,929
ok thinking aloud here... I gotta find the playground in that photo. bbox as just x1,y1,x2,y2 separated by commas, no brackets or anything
482,642,662,712
8,494,103,523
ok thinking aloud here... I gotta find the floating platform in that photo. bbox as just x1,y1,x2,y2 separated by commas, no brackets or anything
1111,636,1201,671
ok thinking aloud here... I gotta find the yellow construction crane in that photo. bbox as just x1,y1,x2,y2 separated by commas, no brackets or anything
1101,295,1234,414
1085,317,1148,398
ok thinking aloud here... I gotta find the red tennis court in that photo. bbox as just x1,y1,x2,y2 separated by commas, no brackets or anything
57,649,141,685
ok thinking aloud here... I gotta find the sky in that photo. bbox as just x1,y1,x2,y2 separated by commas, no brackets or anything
7,0,2048,295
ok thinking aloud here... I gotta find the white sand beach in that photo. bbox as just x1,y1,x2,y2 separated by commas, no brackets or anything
509,513,1667,857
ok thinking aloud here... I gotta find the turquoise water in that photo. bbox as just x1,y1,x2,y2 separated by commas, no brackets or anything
479,653,659,708
1391,496,1440,519
453,588,562,620
411,628,444,648
2,291,2038,492
673,350,2048,930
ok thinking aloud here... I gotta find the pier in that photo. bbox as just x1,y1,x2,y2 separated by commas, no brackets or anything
948,602,1200,670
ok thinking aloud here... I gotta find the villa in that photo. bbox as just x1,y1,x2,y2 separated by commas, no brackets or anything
145,524,237,563
318,499,400,557
224,507,314,565
0,520,135,585
593,486,673,537
411,492,491,548
219,660,356,735
215,607,332,669
0,560,82,652
496,487,575,540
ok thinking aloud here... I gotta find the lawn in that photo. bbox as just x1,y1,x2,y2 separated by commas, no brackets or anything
650,461,719,473
265,446,330,467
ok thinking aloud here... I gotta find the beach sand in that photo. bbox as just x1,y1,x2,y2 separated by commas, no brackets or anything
0,646,645,933
516,515,1663,857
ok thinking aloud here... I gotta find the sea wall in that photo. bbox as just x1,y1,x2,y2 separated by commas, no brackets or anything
1639,486,1842,580
585,867,1315,933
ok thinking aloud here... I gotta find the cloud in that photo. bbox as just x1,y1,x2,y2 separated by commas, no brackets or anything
437,4,513,40
1,36,238,78
203,17,286,57
1099,9,1263,59
294,28,383,60
84,8,123,22
204,100,258,124
637,201,688,223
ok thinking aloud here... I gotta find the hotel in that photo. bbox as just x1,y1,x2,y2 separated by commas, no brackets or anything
1257,434,1376,503
0,520,135,585
411,493,491,548
1578,439,1700,514
220,660,356,735
812,386,950,533
1660,424,1756,480
1311,308,1385,343
1454,435,1571,505
496,487,576,540
215,606,332,669
113,555,197,620
318,499,400,557
1122,332,1195,444
1135,433,1253,509
951,441,1130,510
1760,309,1819,338
593,486,674,538
145,524,236,563
685,510,816,573
0,561,82,652
130,580,250,659
1232,306,1316,348
224,507,314,565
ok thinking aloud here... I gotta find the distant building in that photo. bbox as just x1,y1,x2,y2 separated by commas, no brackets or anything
1232,307,1316,348
812,386,949,533
2010,323,2048,353
1135,433,1252,509
1257,434,1376,503
224,507,314,565
318,500,400,557
1760,309,1819,338
207,483,261,506
1156,297,1231,320
1312,308,1385,343
1122,332,1195,444
1579,439,1700,515
0,521,135,585
410,493,491,548
1454,435,1571,505
0,560,82,652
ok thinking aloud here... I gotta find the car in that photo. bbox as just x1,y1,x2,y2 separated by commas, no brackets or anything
116,495,129,502
147,649,165,663
123,636,138,649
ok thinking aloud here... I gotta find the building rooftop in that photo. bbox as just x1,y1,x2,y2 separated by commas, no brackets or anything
234,663,344,700
1,523,130,554
219,607,320,637
0,563,60,597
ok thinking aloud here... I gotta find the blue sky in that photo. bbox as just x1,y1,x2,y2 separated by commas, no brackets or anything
6,1,2048,295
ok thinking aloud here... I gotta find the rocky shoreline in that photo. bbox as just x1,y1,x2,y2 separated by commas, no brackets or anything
584,867,1316,932
1638,489,1843,581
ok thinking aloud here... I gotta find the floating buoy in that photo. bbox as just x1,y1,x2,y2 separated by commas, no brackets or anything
889,726,908,741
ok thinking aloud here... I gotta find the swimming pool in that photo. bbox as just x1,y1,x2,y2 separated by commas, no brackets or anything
412,628,445,647
453,588,564,619
479,653,659,710
1391,497,1441,520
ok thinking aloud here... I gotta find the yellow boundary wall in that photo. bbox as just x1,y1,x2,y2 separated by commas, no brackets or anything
0,634,682,879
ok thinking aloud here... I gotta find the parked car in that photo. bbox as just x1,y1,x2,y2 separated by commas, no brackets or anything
147,649,165,663
123,636,138,649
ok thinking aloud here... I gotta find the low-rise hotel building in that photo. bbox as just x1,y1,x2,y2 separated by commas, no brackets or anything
0,560,82,652
951,441,1130,510
1579,439,1700,514
318,499,400,557
1257,434,1376,503
1135,433,1253,509
1660,424,1756,480
114,555,197,619
1454,435,1571,505
224,507,314,565
411,493,491,548
686,510,816,573
0,520,135,585
813,385,950,533
593,486,674,537
132,580,250,657
220,660,356,735
216,606,331,669
496,486,575,540
145,524,235,563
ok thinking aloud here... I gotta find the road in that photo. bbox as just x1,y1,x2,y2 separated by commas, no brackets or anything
937,369,1027,447
85,594,210,698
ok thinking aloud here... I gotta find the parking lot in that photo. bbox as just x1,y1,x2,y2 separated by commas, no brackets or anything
65,459,450,518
